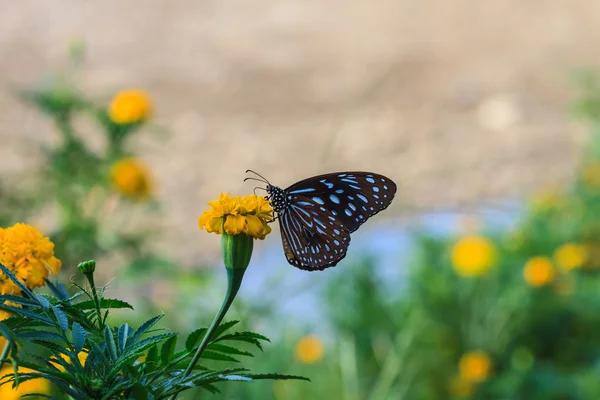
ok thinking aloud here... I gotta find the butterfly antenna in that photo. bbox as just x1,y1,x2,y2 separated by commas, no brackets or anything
245,169,271,185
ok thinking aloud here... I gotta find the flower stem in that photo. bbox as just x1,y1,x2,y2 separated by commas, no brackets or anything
170,267,246,400
84,272,104,331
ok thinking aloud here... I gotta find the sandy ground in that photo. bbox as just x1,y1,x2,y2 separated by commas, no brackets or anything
1,1,599,265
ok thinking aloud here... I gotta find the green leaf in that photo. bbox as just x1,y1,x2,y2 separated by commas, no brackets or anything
206,343,254,358
185,328,207,351
44,280,71,301
20,331,65,342
108,333,176,379
73,298,133,311
242,373,310,382
117,323,130,353
215,332,267,351
160,335,177,365
52,306,69,331
0,303,53,325
0,294,40,308
0,321,17,341
130,315,163,344
36,294,51,309
200,351,239,363
72,322,87,353
0,263,36,300
212,320,240,340
218,374,253,382
146,345,159,363
104,326,118,361
89,340,110,370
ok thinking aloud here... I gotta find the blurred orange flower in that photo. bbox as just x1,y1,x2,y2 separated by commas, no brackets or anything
111,158,153,200
295,335,324,364
108,89,153,125
459,351,492,383
523,256,555,287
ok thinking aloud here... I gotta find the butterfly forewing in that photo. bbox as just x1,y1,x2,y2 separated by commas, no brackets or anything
285,172,397,233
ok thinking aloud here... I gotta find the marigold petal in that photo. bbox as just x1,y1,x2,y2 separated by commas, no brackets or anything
224,215,246,235
206,216,224,234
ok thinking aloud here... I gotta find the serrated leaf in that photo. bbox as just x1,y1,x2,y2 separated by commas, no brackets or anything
44,279,70,301
0,303,53,325
74,298,133,311
185,328,207,351
212,320,240,340
0,263,35,299
72,322,87,353
62,291,86,304
22,394,63,400
146,345,159,363
36,295,51,309
0,295,40,308
108,333,176,379
218,374,253,382
214,333,264,351
0,321,17,341
20,331,65,342
130,315,164,344
160,335,177,365
206,343,254,357
104,326,118,361
51,306,68,331
242,373,310,381
117,323,130,353
200,351,239,363
89,340,110,369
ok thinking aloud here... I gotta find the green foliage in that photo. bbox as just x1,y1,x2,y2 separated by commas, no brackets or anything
0,262,306,399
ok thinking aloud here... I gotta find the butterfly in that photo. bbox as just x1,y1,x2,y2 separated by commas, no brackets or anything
245,170,397,271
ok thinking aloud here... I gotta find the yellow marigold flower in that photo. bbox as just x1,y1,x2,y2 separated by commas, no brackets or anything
49,351,88,372
554,243,587,270
0,223,61,295
111,158,153,200
523,256,555,287
295,335,324,364
0,365,51,400
459,350,492,383
198,193,273,240
581,162,600,188
451,235,496,277
449,376,474,398
108,89,152,124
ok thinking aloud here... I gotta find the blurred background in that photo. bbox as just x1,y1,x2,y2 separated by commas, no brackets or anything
3,1,600,399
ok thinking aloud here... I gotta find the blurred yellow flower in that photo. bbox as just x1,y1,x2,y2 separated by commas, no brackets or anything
459,351,492,383
554,243,587,270
0,223,61,295
111,158,153,200
198,193,273,240
451,236,496,277
295,335,324,364
581,162,600,188
0,365,51,400
449,376,474,398
529,185,564,214
49,351,88,372
523,256,555,287
108,89,153,124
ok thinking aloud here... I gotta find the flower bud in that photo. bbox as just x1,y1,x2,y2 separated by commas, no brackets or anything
221,231,253,270
77,260,96,275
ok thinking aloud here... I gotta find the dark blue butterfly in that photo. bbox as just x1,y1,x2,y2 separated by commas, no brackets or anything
245,171,397,271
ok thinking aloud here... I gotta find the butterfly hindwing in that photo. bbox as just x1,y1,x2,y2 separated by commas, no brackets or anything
279,200,351,271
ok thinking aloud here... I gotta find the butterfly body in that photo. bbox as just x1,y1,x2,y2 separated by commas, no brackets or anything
263,172,397,271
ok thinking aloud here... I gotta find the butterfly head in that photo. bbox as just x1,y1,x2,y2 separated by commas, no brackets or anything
265,184,288,213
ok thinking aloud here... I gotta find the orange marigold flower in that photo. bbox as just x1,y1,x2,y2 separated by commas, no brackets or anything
523,256,555,287
108,89,152,125
459,350,492,383
0,223,61,295
111,158,153,200
451,236,496,277
295,335,324,364
198,193,273,240
554,243,587,270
